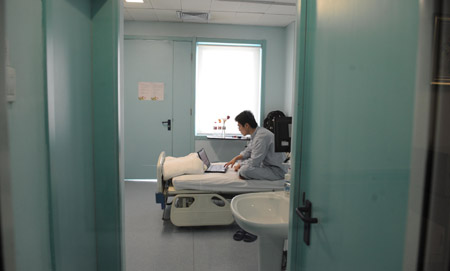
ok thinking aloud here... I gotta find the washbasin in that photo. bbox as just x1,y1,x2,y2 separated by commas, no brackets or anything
231,191,289,238
231,191,289,271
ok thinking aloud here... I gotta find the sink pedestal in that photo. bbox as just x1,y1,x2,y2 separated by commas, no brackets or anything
258,236,285,271
230,192,289,271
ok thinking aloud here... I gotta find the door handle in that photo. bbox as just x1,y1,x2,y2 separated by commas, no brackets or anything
296,204,318,224
295,196,318,246
162,119,171,131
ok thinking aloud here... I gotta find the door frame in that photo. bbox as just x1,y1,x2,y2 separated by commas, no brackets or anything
122,36,195,179
0,0,17,269
123,35,196,157
287,0,308,268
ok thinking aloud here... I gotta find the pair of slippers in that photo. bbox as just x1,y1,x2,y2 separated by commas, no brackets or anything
233,229,257,242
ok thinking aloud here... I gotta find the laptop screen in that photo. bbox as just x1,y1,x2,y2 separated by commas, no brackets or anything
197,149,211,168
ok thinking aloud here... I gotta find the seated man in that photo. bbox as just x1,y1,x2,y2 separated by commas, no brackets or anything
225,110,287,180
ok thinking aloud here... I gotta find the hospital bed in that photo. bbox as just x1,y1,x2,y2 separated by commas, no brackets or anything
155,151,285,227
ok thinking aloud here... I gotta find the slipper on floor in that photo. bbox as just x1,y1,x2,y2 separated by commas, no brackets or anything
233,229,246,241
243,232,258,242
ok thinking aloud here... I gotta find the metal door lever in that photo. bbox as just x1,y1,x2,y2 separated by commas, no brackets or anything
162,119,171,131
295,198,318,246
296,204,318,224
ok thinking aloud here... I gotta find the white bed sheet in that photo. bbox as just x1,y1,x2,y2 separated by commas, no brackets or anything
172,164,285,192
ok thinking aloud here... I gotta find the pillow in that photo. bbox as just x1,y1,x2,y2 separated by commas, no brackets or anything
163,152,205,180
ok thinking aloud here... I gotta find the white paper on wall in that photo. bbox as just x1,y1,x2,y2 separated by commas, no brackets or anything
138,82,164,101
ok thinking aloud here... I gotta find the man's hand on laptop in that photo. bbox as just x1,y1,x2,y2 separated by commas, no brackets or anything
225,154,243,169
224,159,236,169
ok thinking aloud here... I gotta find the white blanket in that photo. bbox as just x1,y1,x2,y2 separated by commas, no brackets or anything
172,163,285,192
163,153,205,181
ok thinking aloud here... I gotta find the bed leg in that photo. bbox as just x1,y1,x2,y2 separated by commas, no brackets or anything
162,206,170,221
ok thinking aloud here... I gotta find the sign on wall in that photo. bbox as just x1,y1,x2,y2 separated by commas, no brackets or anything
138,82,164,101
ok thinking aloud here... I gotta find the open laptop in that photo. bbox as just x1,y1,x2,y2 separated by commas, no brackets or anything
197,148,228,173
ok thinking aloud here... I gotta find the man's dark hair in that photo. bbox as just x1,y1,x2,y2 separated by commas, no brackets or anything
235,110,258,128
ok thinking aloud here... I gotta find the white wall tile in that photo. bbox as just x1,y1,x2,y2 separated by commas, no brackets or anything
150,0,182,10
181,0,212,12
123,0,153,8
210,0,240,12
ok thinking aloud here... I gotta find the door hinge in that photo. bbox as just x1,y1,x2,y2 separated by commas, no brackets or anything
190,109,192,115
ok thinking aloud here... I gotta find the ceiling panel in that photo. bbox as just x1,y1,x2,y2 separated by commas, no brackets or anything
237,2,270,13
123,8,135,20
123,0,297,27
181,0,212,12
127,8,158,21
154,9,182,22
210,0,240,12
124,0,152,8
149,0,182,10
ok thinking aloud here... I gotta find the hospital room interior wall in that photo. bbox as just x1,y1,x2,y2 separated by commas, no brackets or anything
4,1,120,270
91,0,122,269
124,22,289,116
45,0,97,270
124,21,292,162
4,0,52,270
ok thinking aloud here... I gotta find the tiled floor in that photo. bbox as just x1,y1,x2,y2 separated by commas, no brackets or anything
124,180,259,271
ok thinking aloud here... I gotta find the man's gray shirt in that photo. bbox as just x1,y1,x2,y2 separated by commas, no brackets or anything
239,127,286,176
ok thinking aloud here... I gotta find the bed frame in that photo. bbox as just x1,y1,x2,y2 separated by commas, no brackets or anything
155,151,235,227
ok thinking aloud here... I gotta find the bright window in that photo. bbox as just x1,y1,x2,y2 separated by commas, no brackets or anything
195,42,262,136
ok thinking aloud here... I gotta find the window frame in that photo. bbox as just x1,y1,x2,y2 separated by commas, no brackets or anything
193,38,266,138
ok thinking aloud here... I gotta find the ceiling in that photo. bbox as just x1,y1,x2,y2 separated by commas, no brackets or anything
123,0,297,27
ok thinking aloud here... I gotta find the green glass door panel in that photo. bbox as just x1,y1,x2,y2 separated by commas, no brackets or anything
289,0,419,270
124,39,174,179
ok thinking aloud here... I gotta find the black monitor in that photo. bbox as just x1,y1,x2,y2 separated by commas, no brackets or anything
274,117,292,152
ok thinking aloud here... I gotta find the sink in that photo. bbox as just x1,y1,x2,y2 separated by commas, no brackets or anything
231,191,289,271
